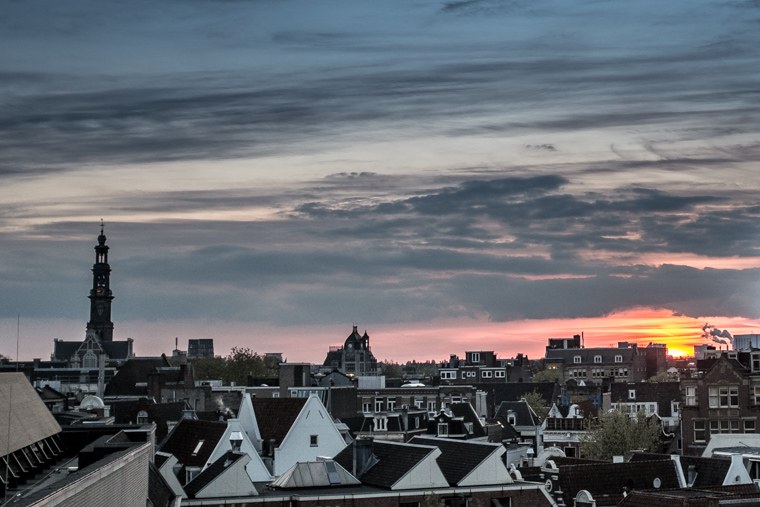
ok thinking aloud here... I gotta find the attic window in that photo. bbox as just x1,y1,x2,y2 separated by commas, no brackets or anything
137,410,149,424
573,356,582,364
628,390,636,400
594,355,602,364
310,435,318,447
615,355,623,363
437,423,448,436
192,440,205,456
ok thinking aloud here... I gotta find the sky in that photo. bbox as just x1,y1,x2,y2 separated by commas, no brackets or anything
1,0,760,363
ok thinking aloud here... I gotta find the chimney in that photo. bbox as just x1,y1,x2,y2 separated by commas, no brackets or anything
229,431,243,452
353,437,374,478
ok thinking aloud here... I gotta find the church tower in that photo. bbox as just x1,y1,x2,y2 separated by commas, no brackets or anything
86,221,114,342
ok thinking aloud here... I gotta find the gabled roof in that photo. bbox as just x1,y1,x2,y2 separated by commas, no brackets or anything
494,400,540,427
158,419,228,471
333,440,438,489
0,373,62,455
271,460,361,489
52,341,82,360
409,436,503,485
104,355,172,396
250,397,307,446
184,451,249,498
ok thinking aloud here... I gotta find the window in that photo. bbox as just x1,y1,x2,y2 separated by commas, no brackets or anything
628,389,636,400
192,440,205,456
686,386,697,406
387,400,396,412
415,400,424,409
615,355,623,363
136,410,149,424
375,398,384,412
745,420,756,433
461,371,466,379
83,351,97,368
375,416,387,431
467,371,476,377
753,354,760,372
428,401,437,413
362,400,372,413
574,356,582,364
495,371,505,378
465,422,474,434
310,435,318,447
441,371,455,379
471,353,480,363
437,423,448,436
482,371,492,378
731,420,740,433
672,401,680,414
694,420,706,442
594,355,602,364
754,387,760,405
710,386,739,408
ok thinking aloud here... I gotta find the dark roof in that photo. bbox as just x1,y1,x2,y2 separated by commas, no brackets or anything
158,418,228,471
184,451,247,498
101,341,132,360
555,459,681,506
448,403,486,437
474,382,559,412
52,341,81,360
618,484,760,507
251,397,307,445
409,437,500,485
494,400,540,427
322,350,343,368
629,453,731,488
333,440,437,489
104,356,172,396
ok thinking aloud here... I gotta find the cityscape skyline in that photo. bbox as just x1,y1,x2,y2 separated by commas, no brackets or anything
2,0,759,362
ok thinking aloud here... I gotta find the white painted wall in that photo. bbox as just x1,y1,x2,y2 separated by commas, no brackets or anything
273,395,347,476
206,419,273,483
392,448,449,490
458,446,512,486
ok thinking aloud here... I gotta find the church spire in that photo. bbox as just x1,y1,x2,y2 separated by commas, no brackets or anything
87,221,114,342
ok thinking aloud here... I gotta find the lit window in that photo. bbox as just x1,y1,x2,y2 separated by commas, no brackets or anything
192,440,205,456
686,386,697,406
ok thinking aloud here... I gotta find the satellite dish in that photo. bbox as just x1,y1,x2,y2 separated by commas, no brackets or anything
80,395,105,410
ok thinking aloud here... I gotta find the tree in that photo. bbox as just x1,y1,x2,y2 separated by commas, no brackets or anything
647,370,677,382
381,360,404,379
532,368,562,384
191,347,280,385
522,390,550,421
580,405,661,460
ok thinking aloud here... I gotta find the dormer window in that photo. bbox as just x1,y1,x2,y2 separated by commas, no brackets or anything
628,389,636,400
574,356,582,364
594,355,602,364
137,410,149,424
437,423,448,437
615,355,623,363
471,352,480,363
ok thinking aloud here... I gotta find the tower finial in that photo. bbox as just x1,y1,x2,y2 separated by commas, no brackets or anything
100,218,104,235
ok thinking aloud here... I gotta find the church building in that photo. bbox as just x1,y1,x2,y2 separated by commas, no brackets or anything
322,325,378,376
52,223,134,367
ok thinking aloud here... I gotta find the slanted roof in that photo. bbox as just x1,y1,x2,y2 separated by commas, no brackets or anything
618,484,760,506
409,436,502,485
101,341,131,360
250,397,307,446
556,459,681,506
104,356,172,396
494,400,540,427
158,419,228,470
333,440,438,489
0,373,62,455
448,403,486,438
271,460,361,489
184,451,248,498
629,452,731,488
52,341,81,361
477,382,559,412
